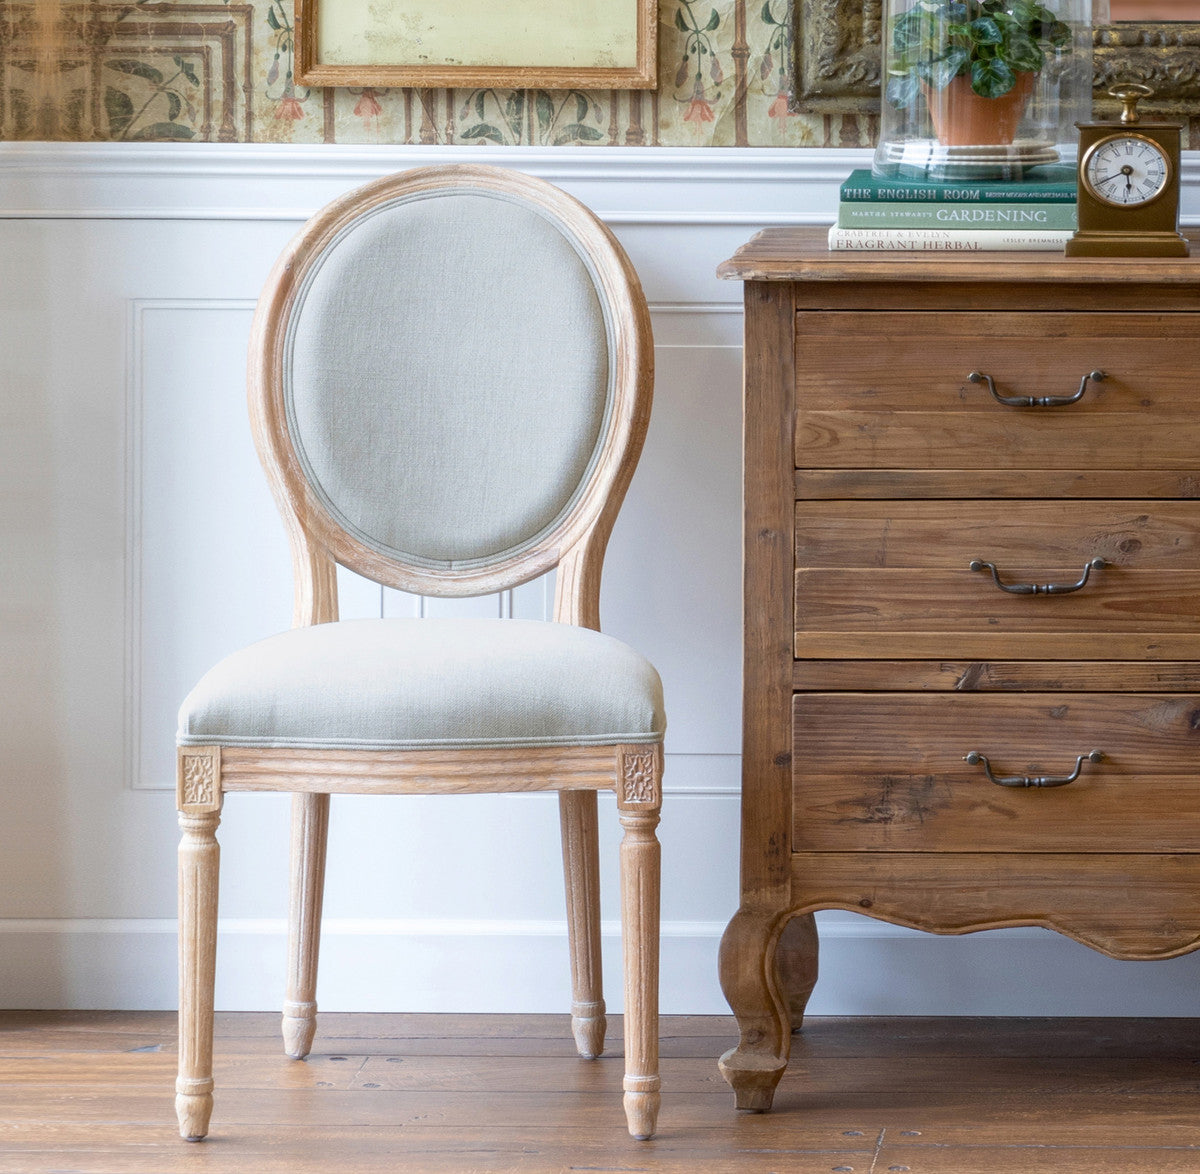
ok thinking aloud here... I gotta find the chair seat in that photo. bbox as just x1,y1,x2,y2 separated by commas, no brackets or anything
178,618,665,751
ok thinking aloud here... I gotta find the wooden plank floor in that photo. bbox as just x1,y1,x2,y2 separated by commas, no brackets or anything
3,1013,1200,1173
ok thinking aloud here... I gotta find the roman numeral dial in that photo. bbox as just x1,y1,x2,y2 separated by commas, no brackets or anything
1081,133,1171,209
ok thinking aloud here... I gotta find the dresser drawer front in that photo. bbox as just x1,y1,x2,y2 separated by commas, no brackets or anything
795,311,1197,470
792,693,1200,853
795,500,1200,660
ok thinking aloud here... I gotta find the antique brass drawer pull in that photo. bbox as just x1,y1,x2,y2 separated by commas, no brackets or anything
964,749,1105,789
969,556,1106,595
968,369,1106,407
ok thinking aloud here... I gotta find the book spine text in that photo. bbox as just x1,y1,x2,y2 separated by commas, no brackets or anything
827,225,1072,252
837,203,1076,230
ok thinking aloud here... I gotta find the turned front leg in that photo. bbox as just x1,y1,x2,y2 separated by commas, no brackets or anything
617,746,662,1140
176,746,223,1141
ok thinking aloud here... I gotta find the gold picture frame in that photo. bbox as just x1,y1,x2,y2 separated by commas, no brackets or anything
295,0,658,90
795,0,1200,123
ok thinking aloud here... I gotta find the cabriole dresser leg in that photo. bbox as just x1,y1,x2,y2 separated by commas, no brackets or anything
777,913,820,1033
717,907,792,1111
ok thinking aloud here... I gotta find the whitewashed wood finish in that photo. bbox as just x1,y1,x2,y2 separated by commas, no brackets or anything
8,142,1200,1031
248,164,653,604
174,746,221,1141
219,745,631,793
174,166,662,1142
616,743,663,1140
282,792,328,1059
559,790,606,1059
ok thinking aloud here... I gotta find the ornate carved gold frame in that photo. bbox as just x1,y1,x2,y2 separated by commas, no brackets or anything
796,0,1200,127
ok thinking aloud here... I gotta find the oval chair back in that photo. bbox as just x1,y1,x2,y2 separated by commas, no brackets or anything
248,164,653,623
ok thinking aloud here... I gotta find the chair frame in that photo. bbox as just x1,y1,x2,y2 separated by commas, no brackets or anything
174,165,662,1142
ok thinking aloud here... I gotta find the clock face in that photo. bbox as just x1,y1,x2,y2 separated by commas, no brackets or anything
1080,133,1171,208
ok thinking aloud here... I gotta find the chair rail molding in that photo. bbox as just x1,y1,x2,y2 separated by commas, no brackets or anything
5,140,1200,1014
1,142,1197,223
0,142,861,221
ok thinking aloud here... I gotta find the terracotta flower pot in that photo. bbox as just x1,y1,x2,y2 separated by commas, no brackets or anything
921,71,1037,146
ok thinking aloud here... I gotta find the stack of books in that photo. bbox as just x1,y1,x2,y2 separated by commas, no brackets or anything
829,165,1077,252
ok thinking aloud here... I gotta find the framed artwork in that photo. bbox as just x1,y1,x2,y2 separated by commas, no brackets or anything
294,0,658,90
794,1,1200,120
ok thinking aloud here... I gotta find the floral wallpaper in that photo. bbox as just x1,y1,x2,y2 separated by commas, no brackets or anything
0,0,873,147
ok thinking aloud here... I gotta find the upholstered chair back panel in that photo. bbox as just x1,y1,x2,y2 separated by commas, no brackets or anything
283,188,613,574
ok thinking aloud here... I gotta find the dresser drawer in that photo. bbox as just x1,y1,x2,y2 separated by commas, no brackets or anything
792,693,1200,854
795,311,1197,470
795,500,1200,659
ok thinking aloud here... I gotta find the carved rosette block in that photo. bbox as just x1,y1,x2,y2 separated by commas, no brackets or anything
177,746,222,813
616,744,663,811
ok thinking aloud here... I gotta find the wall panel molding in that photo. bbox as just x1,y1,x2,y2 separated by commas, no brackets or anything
8,142,1200,1014
125,298,261,791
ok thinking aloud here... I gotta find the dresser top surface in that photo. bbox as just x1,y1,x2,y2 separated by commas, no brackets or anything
718,225,1200,285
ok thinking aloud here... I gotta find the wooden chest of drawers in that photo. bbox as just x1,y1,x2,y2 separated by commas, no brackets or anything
716,227,1200,1111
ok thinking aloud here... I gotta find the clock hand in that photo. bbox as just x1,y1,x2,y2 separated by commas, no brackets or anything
1112,162,1134,202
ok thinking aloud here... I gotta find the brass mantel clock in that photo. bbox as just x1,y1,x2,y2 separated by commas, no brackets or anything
1065,84,1188,258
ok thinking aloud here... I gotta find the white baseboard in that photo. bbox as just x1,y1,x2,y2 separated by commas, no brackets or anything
5,915,1200,1016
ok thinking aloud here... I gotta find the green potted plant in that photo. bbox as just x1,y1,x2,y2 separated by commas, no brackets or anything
886,0,1073,145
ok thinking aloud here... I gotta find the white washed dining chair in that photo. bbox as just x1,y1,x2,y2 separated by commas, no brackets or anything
173,164,663,1142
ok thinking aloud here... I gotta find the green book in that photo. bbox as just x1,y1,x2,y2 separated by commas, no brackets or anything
837,201,1076,230
840,166,1078,204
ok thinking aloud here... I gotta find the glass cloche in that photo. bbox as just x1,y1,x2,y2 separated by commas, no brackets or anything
874,0,1093,181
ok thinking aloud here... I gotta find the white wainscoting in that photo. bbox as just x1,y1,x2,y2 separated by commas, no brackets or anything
3,142,1200,1014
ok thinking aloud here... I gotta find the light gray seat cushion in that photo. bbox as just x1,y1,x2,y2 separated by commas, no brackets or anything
177,619,665,751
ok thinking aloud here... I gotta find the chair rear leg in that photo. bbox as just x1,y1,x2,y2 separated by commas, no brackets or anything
282,792,329,1059
559,789,606,1058
616,746,662,1141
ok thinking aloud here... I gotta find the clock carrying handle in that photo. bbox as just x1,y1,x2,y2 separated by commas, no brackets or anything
1109,83,1152,124
968,369,1106,408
